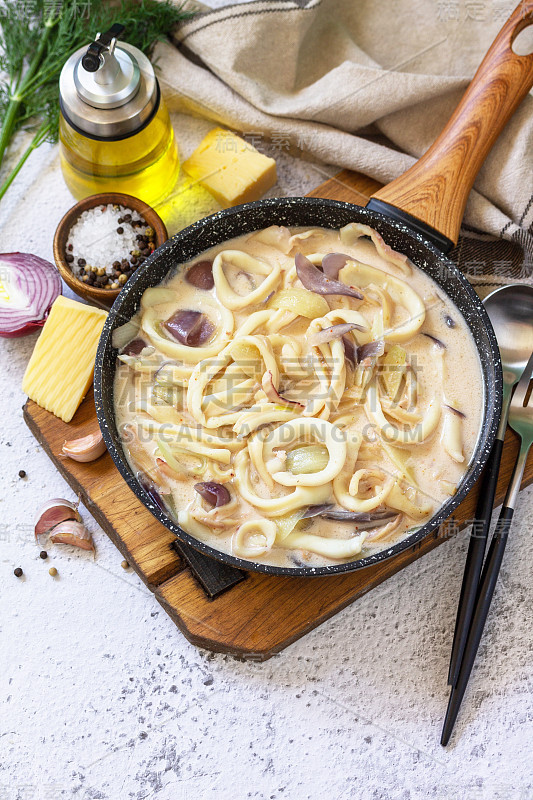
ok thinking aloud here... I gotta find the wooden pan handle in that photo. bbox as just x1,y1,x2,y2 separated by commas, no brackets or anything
369,1,533,246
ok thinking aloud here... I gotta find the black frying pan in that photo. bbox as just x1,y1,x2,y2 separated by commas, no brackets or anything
94,2,533,577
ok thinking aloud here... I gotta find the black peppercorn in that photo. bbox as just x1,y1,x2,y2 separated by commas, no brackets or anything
77,258,86,267
117,227,124,235
124,213,132,222
14,567,23,578
39,551,48,560
18,469,26,478
65,254,74,263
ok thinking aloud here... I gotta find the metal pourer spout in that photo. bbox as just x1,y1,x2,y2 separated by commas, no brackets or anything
81,23,125,85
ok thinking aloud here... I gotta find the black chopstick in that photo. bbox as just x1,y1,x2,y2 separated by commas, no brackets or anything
447,437,505,686
441,506,513,745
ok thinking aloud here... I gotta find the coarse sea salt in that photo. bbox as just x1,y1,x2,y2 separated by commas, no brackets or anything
66,204,148,269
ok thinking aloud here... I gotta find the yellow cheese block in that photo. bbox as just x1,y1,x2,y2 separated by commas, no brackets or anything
22,296,107,423
183,127,277,207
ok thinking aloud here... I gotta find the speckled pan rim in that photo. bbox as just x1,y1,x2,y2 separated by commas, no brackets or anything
94,197,503,577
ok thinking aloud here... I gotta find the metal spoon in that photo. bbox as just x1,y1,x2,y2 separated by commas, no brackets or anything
447,283,533,687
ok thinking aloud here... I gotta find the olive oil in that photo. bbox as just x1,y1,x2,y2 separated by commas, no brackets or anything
59,100,179,207
59,24,179,207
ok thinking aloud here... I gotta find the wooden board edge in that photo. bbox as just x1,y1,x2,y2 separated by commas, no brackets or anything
153,529,450,661
23,400,186,589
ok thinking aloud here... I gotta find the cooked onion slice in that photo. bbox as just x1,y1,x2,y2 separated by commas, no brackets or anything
309,507,397,524
163,310,215,347
141,287,177,309
112,318,141,350
309,322,365,346
357,340,385,362
343,335,358,366
321,252,354,279
261,370,304,409
286,445,330,476
422,332,446,349
443,404,466,418
186,260,214,290
194,481,231,507
295,253,363,299
122,338,148,356
301,504,335,518
267,288,330,319
137,473,170,512
441,407,465,463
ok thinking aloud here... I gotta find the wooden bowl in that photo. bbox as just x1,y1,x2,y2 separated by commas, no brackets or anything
53,192,168,307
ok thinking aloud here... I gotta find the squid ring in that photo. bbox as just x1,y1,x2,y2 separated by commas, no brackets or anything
263,418,347,487
234,450,331,516
233,519,277,558
213,250,281,310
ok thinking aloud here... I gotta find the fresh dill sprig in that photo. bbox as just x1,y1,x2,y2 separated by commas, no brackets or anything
0,0,196,201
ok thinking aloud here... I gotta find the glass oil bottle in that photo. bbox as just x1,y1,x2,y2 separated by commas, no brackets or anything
59,24,179,207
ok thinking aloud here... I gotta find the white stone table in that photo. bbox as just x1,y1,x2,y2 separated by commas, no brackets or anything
1,7,532,798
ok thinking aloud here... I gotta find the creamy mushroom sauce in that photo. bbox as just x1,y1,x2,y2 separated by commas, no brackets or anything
113,224,483,569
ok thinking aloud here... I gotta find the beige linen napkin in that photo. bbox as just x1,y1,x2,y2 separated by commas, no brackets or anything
155,0,533,292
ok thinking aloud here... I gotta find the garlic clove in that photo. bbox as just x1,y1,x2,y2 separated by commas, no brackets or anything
61,432,107,463
49,520,95,552
35,499,81,538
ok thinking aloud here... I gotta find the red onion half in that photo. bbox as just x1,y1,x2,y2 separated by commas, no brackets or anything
0,253,61,337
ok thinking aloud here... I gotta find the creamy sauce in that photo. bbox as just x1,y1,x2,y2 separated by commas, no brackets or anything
113,225,483,569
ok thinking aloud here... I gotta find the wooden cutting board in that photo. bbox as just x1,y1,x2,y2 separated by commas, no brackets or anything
23,169,533,660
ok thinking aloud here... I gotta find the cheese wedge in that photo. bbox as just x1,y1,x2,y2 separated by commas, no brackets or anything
183,127,277,207
22,296,107,422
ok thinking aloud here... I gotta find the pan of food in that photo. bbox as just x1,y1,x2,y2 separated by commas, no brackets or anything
94,2,533,576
